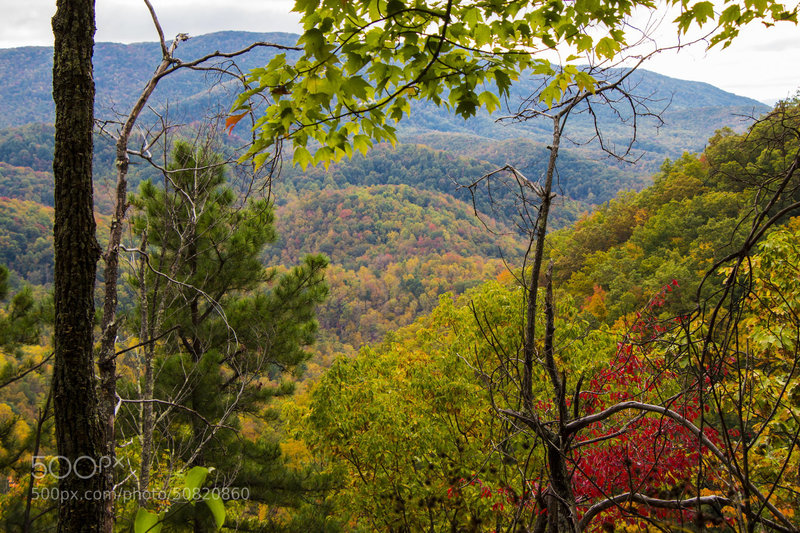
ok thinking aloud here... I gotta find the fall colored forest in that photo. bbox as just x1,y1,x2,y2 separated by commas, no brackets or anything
1,0,800,532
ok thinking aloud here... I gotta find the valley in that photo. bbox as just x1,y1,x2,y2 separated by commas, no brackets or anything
0,24,798,532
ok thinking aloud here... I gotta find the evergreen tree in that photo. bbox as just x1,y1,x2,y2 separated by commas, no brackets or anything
127,142,328,531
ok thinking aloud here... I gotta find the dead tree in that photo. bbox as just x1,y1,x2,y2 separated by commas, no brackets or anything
90,1,298,529
462,50,800,532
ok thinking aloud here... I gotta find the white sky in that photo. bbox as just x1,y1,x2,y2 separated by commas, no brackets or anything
1,0,798,104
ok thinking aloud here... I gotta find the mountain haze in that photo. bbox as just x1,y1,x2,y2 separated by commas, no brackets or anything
0,31,767,157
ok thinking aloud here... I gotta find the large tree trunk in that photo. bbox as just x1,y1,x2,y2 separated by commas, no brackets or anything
52,1,106,531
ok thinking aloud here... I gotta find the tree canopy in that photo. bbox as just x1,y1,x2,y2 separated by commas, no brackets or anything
234,0,797,168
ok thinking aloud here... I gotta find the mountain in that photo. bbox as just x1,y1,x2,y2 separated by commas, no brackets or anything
0,123,586,225
0,32,768,159
268,184,525,271
270,185,527,350
398,69,768,174
0,32,302,128
0,30,776,319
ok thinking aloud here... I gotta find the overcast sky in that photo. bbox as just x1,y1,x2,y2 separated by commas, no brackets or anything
2,0,797,104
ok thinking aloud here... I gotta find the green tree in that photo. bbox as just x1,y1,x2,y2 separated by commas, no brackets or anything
240,1,798,525
236,0,797,167
0,265,45,482
305,178,800,532
125,141,328,531
304,290,501,532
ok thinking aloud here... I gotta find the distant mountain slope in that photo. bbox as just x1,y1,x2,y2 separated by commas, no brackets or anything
0,198,54,285
0,31,773,278
267,184,525,270
0,32,301,128
0,123,159,212
399,73,767,172
0,124,586,227
0,32,768,158
0,162,53,206
277,142,593,228
266,185,526,349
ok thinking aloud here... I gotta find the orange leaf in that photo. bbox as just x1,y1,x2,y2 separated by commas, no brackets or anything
225,112,248,135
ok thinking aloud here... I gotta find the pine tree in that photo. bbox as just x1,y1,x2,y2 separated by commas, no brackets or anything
127,141,328,531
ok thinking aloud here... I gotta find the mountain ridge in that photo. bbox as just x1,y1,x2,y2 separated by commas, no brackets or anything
0,30,766,123
0,30,771,189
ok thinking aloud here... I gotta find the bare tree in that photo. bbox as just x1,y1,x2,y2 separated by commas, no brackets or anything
460,34,800,530
91,2,299,529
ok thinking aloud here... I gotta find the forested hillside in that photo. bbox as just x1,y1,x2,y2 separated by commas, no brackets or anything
0,123,587,224
269,185,525,353
290,99,800,532
1,3,798,529
0,31,767,175
3,92,798,530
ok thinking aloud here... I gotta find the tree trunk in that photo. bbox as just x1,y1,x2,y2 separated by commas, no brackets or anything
52,0,106,531
522,116,561,413
137,231,157,506
98,36,188,520
23,390,52,533
545,439,577,533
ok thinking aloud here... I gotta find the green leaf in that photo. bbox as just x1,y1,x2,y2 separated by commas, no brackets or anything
493,70,512,96
313,146,335,167
574,33,593,51
292,145,314,171
692,1,715,24
539,83,561,108
134,508,162,533
719,4,741,24
343,76,371,100
595,36,619,59
477,91,501,113
299,28,326,56
389,97,410,122
293,0,320,14
352,134,372,156
253,151,272,169
532,61,555,76
386,0,405,15
463,7,480,27
574,71,596,93
204,493,226,530
474,24,492,47
184,466,210,493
